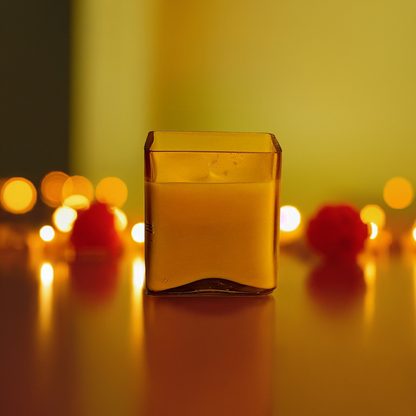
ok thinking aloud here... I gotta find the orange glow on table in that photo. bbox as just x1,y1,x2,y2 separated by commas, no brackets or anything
96,177,128,208
383,177,414,209
0,177,37,214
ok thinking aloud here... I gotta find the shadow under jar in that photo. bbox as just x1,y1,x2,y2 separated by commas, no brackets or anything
144,131,282,295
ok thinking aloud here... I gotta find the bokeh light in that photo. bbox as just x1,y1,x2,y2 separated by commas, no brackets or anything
114,208,128,231
413,226,416,242
40,263,54,286
131,223,145,243
0,177,37,214
40,226,55,242
360,204,386,229
53,206,78,232
280,206,301,232
63,195,90,210
40,171,69,207
62,176,94,206
96,177,128,208
383,177,414,209
369,223,378,240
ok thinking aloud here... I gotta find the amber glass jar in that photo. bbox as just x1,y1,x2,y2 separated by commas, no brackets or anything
144,131,282,295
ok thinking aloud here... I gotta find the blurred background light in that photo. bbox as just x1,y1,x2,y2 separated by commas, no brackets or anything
360,205,386,229
280,206,301,232
369,223,378,240
40,226,55,242
114,208,128,231
61,175,94,206
131,222,145,243
383,177,414,209
40,171,69,207
0,177,37,214
96,177,128,208
63,194,90,210
53,206,77,232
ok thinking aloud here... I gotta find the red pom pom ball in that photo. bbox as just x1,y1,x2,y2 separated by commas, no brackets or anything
306,204,368,262
70,201,122,257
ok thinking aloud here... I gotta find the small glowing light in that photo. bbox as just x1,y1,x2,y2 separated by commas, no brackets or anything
40,226,55,242
280,206,301,232
61,176,94,204
114,208,128,231
63,194,90,210
360,205,386,229
369,223,378,240
53,206,77,232
0,177,37,214
383,177,414,209
96,177,128,208
131,223,145,243
40,171,69,207
41,263,54,286
412,227,416,242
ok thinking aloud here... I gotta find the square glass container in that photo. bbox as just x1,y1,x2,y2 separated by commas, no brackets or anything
144,131,282,295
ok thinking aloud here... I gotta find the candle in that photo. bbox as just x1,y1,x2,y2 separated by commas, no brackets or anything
144,131,282,295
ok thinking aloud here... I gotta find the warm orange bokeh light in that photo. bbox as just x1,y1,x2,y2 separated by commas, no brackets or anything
61,176,94,205
383,177,414,209
131,223,145,243
369,223,378,240
53,206,78,232
360,204,386,229
63,195,90,210
0,177,37,214
280,205,301,232
40,171,69,207
96,177,128,208
114,208,128,231
39,225,55,242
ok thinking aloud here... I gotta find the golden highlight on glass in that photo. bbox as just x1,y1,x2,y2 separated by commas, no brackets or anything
144,131,282,295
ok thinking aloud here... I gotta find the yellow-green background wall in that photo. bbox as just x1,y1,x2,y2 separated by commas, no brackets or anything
71,0,416,220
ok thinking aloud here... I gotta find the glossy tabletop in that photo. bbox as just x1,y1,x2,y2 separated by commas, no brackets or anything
1,249,415,416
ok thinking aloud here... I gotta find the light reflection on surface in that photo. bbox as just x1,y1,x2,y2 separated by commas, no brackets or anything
364,258,376,329
143,295,274,416
131,257,145,350
131,257,145,353
39,263,54,337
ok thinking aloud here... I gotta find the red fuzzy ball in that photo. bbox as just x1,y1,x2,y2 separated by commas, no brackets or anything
70,201,122,257
306,204,368,262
